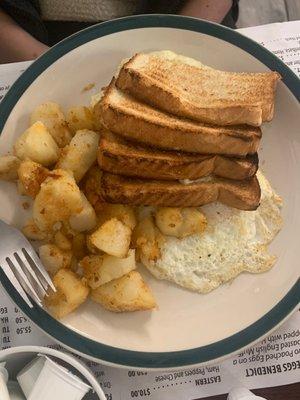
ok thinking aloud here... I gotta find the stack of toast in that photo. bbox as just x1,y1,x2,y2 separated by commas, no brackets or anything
95,51,280,210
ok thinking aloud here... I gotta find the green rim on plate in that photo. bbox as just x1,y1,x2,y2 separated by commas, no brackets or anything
0,15,299,369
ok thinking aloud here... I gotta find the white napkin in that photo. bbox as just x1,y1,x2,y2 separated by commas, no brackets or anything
0,362,11,400
228,387,267,400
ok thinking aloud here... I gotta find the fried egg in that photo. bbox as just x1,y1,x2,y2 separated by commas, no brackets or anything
145,171,283,293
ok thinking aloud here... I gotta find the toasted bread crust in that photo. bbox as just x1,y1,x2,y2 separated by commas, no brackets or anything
97,80,261,157
99,132,258,180
101,173,261,210
116,52,280,126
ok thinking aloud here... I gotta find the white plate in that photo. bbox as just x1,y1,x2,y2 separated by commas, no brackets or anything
0,15,299,369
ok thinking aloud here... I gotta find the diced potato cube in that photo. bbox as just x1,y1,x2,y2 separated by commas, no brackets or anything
155,207,207,238
54,231,72,251
180,208,207,237
30,102,72,147
69,192,97,232
80,249,136,289
17,160,48,198
86,234,99,254
33,169,83,231
98,204,136,230
0,155,20,181
82,166,106,213
22,219,48,241
39,244,72,275
91,271,156,312
132,215,155,246
60,221,77,238
89,218,131,258
45,269,89,319
14,121,60,166
132,216,165,264
154,207,182,237
66,106,95,133
56,130,99,182
72,233,88,260
80,255,107,288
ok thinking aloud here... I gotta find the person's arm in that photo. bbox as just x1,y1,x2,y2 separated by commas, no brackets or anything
179,0,233,23
0,8,48,63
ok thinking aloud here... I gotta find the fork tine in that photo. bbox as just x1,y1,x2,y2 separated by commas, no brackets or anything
13,253,45,304
15,251,47,297
8,256,43,307
22,247,56,291
1,261,33,308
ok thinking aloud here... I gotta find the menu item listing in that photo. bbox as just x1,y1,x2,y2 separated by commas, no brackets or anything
238,21,300,77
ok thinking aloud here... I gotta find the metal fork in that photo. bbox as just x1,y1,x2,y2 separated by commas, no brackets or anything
0,219,55,308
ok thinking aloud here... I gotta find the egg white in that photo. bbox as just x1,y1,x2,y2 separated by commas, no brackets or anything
145,171,283,293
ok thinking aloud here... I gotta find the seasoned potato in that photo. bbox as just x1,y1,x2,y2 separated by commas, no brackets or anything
30,102,72,147
132,216,165,263
66,106,95,133
154,208,182,237
86,234,99,254
80,249,136,288
91,271,156,312
89,218,131,258
22,219,48,241
97,204,136,230
33,169,83,231
39,244,72,275
56,130,99,182
155,207,207,238
82,166,106,213
45,269,89,319
132,216,154,247
14,121,60,166
0,155,20,181
17,160,48,198
72,233,88,260
54,231,72,251
60,221,77,238
180,208,207,236
69,192,97,232
80,255,109,288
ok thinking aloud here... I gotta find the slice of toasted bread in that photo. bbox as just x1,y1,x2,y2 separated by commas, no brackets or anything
101,173,261,210
99,131,258,181
97,80,261,157
116,51,280,126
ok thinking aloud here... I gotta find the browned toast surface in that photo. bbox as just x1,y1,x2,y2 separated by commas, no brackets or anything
101,173,261,210
99,131,259,181
97,80,262,157
116,51,280,126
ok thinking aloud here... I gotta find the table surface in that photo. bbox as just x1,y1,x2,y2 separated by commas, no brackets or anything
198,382,300,400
